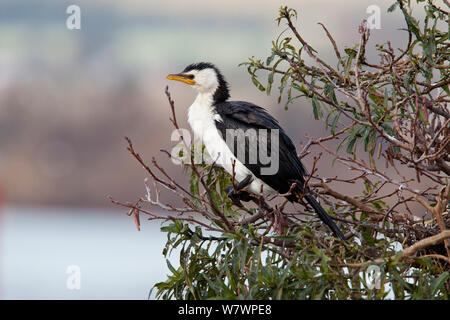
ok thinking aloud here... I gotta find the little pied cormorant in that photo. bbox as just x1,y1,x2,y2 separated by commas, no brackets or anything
167,62,346,240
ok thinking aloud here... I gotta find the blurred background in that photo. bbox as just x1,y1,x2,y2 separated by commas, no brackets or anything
0,0,409,299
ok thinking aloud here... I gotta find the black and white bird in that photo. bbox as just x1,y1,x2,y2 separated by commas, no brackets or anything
167,62,346,240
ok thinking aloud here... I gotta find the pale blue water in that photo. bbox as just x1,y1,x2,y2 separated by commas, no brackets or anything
0,206,171,299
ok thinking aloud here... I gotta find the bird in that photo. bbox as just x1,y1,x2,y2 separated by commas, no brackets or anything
166,62,346,240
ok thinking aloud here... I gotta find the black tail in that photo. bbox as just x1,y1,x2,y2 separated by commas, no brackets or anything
302,194,346,241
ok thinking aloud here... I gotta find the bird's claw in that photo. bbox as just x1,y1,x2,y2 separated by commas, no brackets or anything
225,185,252,207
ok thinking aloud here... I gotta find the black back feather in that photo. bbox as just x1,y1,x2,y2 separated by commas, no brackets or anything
213,100,308,195
213,100,346,240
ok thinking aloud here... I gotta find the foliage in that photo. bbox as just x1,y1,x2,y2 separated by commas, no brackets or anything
153,219,448,299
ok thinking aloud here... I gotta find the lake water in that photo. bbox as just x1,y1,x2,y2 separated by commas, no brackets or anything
0,206,171,299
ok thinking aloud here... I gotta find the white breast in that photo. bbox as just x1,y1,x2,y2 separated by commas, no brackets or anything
187,93,275,195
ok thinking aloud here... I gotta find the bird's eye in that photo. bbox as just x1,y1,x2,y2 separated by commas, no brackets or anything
185,74,195,79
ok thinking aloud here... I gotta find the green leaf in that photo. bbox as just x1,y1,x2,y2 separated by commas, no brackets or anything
311,96,322,120
362,230,376,246
266,51,276,65
430,272,449,296
330,112,340,135
387,3,397,12
267,70,275,95
324,83,338,105
251,76,265,91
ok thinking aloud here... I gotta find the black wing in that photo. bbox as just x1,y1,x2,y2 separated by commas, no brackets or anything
214,101,347,240
213,100,307,195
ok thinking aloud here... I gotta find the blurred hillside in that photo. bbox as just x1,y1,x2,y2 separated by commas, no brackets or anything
0,0,409,206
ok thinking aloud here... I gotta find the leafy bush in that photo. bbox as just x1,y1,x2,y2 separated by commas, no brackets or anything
112,0,449,299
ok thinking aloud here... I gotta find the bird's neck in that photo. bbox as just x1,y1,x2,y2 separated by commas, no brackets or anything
188,91,221,139
195,81,230,106
193,91,215,110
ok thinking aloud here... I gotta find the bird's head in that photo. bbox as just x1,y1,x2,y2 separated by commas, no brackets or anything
166,62,230,103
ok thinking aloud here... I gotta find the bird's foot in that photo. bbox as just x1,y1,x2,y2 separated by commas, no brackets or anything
225,185,253,207
225,175,253,207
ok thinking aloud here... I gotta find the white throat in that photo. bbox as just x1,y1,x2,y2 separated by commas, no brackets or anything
187,92,218,139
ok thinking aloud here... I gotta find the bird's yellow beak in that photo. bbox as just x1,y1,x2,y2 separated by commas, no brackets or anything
166,73,196,85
